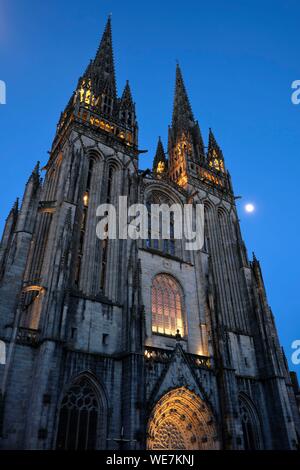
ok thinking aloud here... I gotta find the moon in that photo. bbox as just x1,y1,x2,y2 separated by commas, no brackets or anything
245,203,255,213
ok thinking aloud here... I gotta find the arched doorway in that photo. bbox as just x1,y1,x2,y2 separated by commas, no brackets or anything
147,387,219,450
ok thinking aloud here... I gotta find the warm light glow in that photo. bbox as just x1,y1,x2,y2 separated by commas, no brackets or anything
147,387,219,450
177,174,188,187
245,203,255,213
79,80,99,107
22,285,45,294
157,161,165,174
152,274,184,337
83,192,89,207
200,169,223,187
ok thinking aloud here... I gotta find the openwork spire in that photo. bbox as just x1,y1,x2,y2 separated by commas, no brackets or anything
93,16,117,97
172,63,194,130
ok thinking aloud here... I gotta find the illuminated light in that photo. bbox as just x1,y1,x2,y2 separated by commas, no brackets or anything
147,387,219,450
177,174,188,187
157,161,165,174
85,89,91,104
23,285,45,294
245,203,255,213
83,192,89,207
145,350,152,359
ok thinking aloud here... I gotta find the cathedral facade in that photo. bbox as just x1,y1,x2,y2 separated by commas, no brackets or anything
0,18,299,450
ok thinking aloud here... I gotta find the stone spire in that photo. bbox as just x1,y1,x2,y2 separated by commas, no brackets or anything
172,63,195,131
153,137,167,174
168,64,205,184
93,16,117,97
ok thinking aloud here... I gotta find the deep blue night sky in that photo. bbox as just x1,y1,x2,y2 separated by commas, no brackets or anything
0,0,299,375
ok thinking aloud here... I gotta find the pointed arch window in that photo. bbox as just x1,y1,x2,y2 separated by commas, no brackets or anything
146,192,176,256
75,158,94,286
239,395,262,450
102,94,113,115
100,164,116,291
56,377,100,450
152,274,185,337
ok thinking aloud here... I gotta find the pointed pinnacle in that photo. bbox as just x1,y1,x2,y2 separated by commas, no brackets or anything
13,197,19,210
156,137,166,160
121,80,133,103
33,161,40,174
25,161,40,186
5,198,19,223
208,128,223,160
208,128,217,145
153,136,167,171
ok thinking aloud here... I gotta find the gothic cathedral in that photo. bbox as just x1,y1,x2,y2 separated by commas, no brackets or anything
0,18,299,450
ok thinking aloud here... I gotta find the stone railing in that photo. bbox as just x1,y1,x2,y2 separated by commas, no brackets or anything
144,347,174,364
186,352,211,369
144,346,211,369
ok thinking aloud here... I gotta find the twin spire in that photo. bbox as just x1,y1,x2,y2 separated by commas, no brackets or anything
74,17,225,177
93,19,196,130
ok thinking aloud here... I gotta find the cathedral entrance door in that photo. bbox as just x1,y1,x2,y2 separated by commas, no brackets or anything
146,387,219,450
